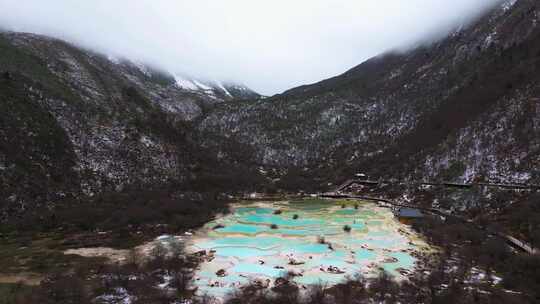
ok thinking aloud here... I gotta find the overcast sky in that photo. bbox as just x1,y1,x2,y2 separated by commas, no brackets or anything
0,0,502,95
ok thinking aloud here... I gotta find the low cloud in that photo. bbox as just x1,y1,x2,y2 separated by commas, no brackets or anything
0,0,501,94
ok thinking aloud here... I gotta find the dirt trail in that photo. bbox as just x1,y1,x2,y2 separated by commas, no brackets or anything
0,273,43,286
64,247,131,264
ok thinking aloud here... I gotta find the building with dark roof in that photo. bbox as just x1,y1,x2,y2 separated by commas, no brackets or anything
395,207,424,224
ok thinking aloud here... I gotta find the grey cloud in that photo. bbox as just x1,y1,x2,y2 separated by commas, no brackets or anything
0,0,502,95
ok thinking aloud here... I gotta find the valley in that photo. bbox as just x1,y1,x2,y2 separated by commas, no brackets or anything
1,186,538,303
1,0,540,303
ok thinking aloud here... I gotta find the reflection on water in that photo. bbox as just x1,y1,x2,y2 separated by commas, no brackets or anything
187,199,429,298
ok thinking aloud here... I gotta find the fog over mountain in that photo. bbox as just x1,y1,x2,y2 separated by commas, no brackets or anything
0,0,503,94
2,0,540,302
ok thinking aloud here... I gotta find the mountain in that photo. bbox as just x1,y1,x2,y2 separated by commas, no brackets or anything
199,0,540,186
0,32,262,218
172,74,261,103
1,0,539,217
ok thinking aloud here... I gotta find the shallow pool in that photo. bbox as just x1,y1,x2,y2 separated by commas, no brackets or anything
188,200,428,298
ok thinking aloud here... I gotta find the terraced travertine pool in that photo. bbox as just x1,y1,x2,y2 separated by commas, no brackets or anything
186,199,430,297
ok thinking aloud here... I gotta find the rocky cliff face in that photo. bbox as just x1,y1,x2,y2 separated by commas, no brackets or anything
1,0,539,216
200,0,540,185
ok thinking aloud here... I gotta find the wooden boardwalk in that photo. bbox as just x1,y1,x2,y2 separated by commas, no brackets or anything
333,179,540,193
320,192,538,255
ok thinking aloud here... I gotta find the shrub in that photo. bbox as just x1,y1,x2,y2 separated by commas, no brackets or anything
343,225,352,233
212,224,225,230
292,214,299,220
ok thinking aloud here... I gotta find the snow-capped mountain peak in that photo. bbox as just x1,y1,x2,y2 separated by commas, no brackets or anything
173,74,260,100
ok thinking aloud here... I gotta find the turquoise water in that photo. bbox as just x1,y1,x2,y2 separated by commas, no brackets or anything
276,228,320,236
334,209,358,215
382,251,417,275
200,236,285,249
236,207,274,215
305,257,352,270
351,222,366,229
285,243,331,254
294,271,352,285
215,223,269,234
355,249,377,261
213,247,279,258
231,263,286,277
241,214,324,227
191,200,425,297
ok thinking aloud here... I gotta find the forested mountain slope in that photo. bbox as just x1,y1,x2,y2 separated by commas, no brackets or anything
200,0,540,186
1,0,539,217
0,32,261,217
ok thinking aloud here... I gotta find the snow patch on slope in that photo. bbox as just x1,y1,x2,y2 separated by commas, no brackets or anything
218,83,233,97
501,0,518,12
193,80,213,91
174,75,199,90
133,61,151,76
173,75,219,97
106,54,121,64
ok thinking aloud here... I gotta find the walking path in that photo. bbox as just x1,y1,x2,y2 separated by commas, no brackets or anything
334,179,540,193
320,192,538,255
